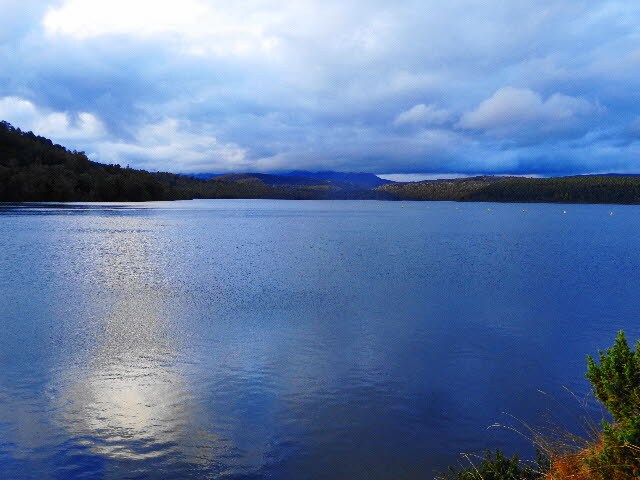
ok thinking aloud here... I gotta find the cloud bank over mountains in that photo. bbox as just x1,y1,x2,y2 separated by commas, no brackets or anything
1,0,639,175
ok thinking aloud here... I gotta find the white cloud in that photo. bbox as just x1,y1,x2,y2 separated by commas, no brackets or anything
95,119,247,172
394,103,452,126
458,87,600,137
43,0,280,56
0,96,245,172
0,96,106,142
378,173,470,181
1,1,636,174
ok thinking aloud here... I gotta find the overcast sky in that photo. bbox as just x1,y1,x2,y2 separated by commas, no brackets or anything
1,1,639,175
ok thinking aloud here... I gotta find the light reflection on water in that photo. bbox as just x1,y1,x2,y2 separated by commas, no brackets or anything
1,200,640,479
56,295,191,461
45,218,196,469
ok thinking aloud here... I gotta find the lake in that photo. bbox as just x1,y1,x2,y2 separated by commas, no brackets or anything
1,200,639,479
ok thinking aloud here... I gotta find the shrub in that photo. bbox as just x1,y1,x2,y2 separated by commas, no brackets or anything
584,330,640,478
438,450,541,480
586,330,640,422
441,332,640,480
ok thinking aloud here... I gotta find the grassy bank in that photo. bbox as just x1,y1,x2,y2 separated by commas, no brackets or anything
439,331,640,480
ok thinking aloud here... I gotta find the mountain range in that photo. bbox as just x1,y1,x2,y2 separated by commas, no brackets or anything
189,171,392,189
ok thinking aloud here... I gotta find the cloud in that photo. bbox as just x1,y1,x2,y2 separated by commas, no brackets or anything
626,117,640,139
458,87,601,139
0,96,246,172
42,0,280,57
394,104,452,126
93,119,247,173
1,1,640,174
378,173,470,182
0,96,106,142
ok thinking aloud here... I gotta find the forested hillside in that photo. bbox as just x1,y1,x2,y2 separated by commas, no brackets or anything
378,175,640,204
0,121,181,201
0,121,391,201
5,120,640,204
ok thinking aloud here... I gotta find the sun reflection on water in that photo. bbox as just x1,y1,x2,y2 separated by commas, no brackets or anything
59,298,192,461
51,217,214,464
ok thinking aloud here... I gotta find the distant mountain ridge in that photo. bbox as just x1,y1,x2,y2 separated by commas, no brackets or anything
189,170,392,189
281,171,392,188
5,120,640,203
0,121,394,201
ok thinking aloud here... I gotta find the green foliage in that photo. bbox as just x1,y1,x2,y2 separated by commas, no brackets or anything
586,331,640,423
377,175,640,204
0,120,394,202
465,177,640,204
440,332,640,480
438,450,541,480
7,118,640,204
585,330,640,478
0,121,178,201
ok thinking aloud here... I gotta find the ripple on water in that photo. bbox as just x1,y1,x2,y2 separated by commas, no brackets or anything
1,200,640,478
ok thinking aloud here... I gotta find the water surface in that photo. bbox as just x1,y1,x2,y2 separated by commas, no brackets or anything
1,200,639,479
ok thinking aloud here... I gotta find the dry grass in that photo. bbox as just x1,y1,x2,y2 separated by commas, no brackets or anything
543,437,602,480
543,438,639,480
486,389,639,480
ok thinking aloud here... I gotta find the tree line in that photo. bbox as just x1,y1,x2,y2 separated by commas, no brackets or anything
378,175,640,204
0,121,395,202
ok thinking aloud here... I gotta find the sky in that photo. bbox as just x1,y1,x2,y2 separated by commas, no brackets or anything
1,1,639,176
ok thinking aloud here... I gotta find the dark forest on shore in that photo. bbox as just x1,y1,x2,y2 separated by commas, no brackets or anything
4,120,640,204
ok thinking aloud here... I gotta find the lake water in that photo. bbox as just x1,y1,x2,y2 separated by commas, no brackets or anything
1,200,639,479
